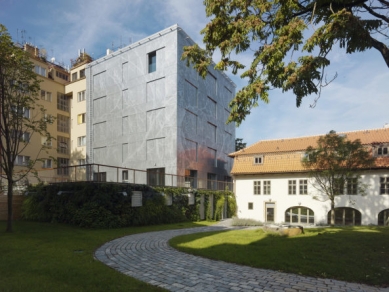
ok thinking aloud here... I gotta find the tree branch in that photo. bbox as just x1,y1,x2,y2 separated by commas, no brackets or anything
362,3,389,23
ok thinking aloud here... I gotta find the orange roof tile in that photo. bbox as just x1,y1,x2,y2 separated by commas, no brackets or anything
230,127,389,175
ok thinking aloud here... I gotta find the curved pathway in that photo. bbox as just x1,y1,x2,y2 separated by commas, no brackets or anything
95,225,388,292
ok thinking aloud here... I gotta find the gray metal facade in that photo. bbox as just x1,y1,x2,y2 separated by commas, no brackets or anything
86,25,236,187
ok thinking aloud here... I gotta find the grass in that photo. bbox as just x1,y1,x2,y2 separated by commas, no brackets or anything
170,226,389,288
0,220,213,292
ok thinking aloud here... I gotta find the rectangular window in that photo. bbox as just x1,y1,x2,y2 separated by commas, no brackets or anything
57,158,70,176
288,180,296,195
93,172,106,182
57,114,70,133
148,51,156,73
35,65,46,77
41,136,52,147
77,113,86,124
122,170,129,182
299,179,308,195
248,202,254,210
147,168,165,186
380,177,389,194
77,136,86,147
40,90,51,101
15,155,30,166
377,147,389,156
254,155,263,165
263,181,271,195
23,108,30,118
207,173,217,190
78,159,86,168
346,178,358,195
77,90,86,102
57,136,70,154
42,159,52,168
334,178,345,195
79,69,85,78
57,93,69,112
72,72,77,81
254,181,261,195
56,71,69,81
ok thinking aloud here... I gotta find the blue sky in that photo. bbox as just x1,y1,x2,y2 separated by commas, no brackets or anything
1,0,388,146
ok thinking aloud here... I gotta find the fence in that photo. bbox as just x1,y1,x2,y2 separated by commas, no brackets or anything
18,164,233,191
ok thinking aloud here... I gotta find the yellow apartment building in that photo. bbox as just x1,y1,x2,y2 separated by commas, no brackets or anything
65,52,92,180
14,44,71,184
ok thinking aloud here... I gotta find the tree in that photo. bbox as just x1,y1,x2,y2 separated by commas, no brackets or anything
302,131,375,226
182,0,389,125
235,138,247,151
0,24,53,232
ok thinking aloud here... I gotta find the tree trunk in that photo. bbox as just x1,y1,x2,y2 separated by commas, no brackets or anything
6,180,13,232
330,199,335,227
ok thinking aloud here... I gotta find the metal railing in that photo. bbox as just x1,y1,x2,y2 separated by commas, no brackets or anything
32,164,233,191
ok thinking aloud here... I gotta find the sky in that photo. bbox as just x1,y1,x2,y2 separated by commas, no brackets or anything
1,0,388,147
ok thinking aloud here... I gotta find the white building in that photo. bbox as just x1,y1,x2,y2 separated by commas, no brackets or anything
230,127,389,226
85,25,236,188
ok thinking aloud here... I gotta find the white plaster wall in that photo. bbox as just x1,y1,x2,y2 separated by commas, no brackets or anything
235,170,389,225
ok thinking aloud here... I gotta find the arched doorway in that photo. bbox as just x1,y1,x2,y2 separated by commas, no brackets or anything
285,206,314,224
327,207,361,225
378,209,389,226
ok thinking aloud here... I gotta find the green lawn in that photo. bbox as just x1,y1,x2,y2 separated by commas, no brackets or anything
170,226,389,288
0,220,213,292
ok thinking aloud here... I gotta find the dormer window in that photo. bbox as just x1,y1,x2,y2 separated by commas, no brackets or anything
254,155,264,165
377,146,388,156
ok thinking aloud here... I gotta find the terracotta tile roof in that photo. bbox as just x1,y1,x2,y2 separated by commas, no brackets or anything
230,127,389,175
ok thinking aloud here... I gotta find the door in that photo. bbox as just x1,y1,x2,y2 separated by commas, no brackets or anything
265,203,275,222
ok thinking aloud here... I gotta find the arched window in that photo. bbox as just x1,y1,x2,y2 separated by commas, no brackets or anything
285,207,314,224
378,209,389,226
327,207,361,225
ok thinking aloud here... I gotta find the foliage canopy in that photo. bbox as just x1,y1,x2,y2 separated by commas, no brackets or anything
182,0,389,125
302,131,375,225
0,24,52,232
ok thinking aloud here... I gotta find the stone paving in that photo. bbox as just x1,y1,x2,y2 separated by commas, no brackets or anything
94,223,389,292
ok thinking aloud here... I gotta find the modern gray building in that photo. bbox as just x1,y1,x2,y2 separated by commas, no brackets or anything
86,25,236,189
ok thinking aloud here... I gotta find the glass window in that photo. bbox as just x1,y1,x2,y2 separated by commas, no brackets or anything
285,207,314,224
122,170,129,182
288,180,296,195
347,178,358,195
57,136,69,154
248,202,253,210
327,207,361,225
57,93,69,112
77,136,86,147
77,90,86,102
77,113,86,124
207,173,217,190
299,179,308,195
80,69,85,78
378,209,389,226
380,177,389,194
254,181,261,195
147,168,165,186
43,159,52,168
254,155,263,165
263,181,271,195
57,114,70,133
72,72,77,81
57,158,69,176
148,51,156,73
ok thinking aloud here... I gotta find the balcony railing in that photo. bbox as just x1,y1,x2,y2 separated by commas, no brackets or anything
33,164,233,191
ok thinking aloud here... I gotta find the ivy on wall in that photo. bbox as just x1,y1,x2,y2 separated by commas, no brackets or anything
22,182,236,228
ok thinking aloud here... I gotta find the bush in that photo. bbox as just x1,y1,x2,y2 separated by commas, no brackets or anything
22,182,235,228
